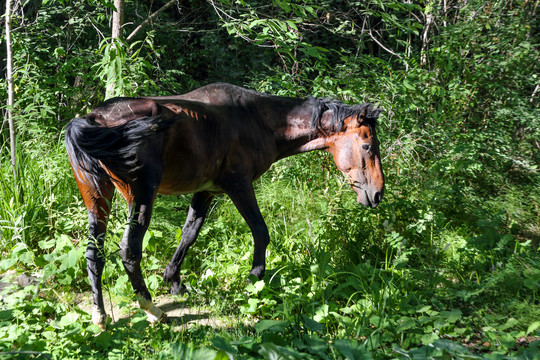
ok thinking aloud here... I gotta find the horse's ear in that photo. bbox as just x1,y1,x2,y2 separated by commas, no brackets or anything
345,106,369,129
369,104,384,120
356,106,369,126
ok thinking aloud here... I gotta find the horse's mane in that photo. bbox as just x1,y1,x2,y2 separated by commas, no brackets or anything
309,97,382,134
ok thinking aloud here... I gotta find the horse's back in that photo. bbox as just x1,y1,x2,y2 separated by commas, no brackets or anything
144,83,267,108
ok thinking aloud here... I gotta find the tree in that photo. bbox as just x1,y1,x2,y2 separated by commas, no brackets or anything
105,0,125,99
4,0,17,187
111,0,125,40
104,0,177,98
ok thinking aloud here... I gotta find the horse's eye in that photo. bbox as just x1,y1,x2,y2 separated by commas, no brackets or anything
362,144,371,151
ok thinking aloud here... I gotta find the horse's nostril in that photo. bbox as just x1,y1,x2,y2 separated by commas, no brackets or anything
373,191,382,205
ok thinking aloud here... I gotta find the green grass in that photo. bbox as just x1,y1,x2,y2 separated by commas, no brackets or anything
0,140,539,360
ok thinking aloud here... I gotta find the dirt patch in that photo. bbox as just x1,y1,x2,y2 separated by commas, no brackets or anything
0,270,39,300
74,293,225,330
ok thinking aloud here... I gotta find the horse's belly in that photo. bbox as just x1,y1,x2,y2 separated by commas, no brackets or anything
157,178,221,195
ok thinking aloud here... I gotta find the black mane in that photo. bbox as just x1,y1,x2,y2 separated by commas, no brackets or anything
309,97,382,134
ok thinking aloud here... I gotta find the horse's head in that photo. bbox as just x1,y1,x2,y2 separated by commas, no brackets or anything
326,109,384,208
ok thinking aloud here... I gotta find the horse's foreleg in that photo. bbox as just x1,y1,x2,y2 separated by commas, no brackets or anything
119,194,165,324
164,191,214,295
224,180,270,280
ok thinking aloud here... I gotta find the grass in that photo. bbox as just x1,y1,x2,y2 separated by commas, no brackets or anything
0,140,539,359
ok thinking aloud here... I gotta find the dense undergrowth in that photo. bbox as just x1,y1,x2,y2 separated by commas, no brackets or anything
1,0,539,359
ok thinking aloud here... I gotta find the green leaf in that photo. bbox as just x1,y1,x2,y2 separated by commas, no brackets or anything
240,298,259,314
334,339,373,360
402,80,415,90
191,348,218,360
396,317,415,332
93,331,113,350
416,305,432,313
211,336,238,356
499,317,519,331
302,315,324,333
441,309,462,323
314,304,329,322
253,280,265,293
254,319,291,333
527,321,540,335
432,340,475,357
421,333,439,345
0,310,13,320
39,239,56,250
286,20,297,31
304,335,328,357
258,342,305,360
52,311,79,329
500,333,516,349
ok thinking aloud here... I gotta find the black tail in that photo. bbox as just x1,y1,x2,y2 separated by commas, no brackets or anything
65,116,170,189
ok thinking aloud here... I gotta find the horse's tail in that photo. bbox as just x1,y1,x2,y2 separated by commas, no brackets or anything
65,116,169,189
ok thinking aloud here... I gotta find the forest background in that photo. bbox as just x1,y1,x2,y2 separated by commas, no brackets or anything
0,0,539,359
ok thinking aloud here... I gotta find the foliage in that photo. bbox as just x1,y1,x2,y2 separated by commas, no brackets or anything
0,0,539,359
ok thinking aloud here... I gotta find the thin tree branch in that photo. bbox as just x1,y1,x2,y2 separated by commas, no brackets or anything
367,29,403,59
530,83,539,103
126,0,177,42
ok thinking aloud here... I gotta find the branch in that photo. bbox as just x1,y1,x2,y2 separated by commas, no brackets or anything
126,0,177,42
367,29,403,59
530,83,539,103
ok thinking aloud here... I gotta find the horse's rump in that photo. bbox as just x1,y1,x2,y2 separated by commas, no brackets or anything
65,115,172,188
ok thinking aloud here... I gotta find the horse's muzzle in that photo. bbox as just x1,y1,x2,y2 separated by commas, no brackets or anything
357,189,383,208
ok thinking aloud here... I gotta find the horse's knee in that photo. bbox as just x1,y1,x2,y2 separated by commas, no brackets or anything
86,244,105,276
119,229,144,263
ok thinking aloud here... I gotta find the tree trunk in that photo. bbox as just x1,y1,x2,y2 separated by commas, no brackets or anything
420,1,435,67
111,0,125,39
5,0,17,183
106,0,125,99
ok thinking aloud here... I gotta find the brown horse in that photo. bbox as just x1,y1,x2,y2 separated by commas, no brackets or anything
65,83,384,330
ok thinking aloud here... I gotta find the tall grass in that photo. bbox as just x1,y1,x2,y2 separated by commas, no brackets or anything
0,137,78,254
0,121,537,359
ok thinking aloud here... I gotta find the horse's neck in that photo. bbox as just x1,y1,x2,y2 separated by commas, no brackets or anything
274,107,334,159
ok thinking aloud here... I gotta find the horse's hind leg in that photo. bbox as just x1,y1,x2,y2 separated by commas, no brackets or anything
163,191,214,295
75,177,114,331
117,185,165,324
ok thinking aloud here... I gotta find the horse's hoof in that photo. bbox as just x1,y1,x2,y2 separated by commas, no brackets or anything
92,306,107,331
137,295,166,325
170,283,187,296
246,273,261,284
146,307,166,324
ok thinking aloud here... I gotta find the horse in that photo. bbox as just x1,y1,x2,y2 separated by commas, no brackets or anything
65,82,384,330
